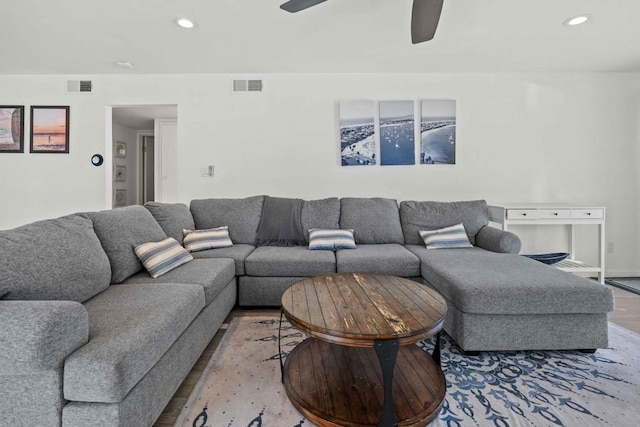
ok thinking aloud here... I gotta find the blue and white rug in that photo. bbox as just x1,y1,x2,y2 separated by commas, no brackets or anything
175,317,640,427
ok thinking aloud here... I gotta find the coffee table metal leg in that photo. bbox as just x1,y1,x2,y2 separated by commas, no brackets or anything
374,339,399,427
278,308,284,384
432,331,441,366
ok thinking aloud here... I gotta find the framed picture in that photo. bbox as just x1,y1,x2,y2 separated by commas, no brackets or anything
114,165,126,182
114,189,126,207
114,141,127,158
420,99,456,165
0,106,24,153
379,100,415,166
338,100,376,166
30,106,70,153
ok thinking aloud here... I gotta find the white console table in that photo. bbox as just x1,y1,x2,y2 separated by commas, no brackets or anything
488,204,605,284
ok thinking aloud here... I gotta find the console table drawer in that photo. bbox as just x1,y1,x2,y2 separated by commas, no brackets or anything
572,209,604,219
506,209,538,219
538,209,571,219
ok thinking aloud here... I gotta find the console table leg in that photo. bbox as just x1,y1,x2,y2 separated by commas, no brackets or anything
374,339,399,427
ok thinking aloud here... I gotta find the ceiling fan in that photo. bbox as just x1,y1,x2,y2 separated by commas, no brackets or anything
280,0,444,44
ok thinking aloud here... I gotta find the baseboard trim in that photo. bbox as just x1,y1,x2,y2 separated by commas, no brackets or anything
605,270,640,278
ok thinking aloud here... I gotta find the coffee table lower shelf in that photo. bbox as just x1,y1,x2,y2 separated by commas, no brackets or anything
283,338,446,427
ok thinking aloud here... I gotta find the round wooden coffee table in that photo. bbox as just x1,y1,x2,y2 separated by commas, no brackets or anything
281,273,447,427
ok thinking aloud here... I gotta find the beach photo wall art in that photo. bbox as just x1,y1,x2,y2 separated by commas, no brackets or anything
379,100,415,166
0,106,25,153
339,100,376,166
30,106,70,153
420,99,456,165
338,99,456,167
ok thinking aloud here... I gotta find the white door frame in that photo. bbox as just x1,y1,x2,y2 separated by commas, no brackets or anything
104,106,114,209
136,130,154,204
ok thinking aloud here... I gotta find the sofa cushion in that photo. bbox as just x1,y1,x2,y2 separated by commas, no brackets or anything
301,197,341,242
190,244,255,275
134,237,193,278
400,200,490,246
339,197,404,244
309,228,356,250
183,227,233,252
420,223,473,249
407,245,614,315
0,214,111,302
336,244,420,277
144,202,195,245
190,196,264,245
245,246,336,276
123,258,235,305
63,283,205,403
88,206,168,284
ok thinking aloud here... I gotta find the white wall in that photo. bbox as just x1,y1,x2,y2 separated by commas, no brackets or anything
0,73,638,275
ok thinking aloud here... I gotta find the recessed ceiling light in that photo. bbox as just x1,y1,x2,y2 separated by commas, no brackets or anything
563,14,590,27
115,61,135,70
174,18,196,29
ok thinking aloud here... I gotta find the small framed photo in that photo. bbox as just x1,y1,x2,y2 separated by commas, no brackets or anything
30,106,70,153
0,106,25,153
114,165,126,182
114,141,127,158
114,189,126,207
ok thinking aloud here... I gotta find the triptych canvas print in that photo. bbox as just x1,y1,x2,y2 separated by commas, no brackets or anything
339,100,456,166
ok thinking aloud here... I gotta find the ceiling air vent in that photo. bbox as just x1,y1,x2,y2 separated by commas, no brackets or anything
232,79,263,92
67,80,93,93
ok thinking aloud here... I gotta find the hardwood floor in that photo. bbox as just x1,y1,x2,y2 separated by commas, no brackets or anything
608,285,640,334
154,287,640,427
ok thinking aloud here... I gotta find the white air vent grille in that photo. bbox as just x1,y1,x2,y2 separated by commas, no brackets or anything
232,79,263,92
67,80,93,92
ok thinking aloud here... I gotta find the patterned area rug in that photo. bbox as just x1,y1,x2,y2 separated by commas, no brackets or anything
174,317,640,427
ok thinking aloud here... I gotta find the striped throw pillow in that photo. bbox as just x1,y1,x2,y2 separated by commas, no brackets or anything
419,223,473,249
134,237,193,278
183,227,233,252
308,228,356,250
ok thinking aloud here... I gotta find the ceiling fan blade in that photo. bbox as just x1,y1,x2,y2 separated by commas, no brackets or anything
280,0,327,13
411,0,444,44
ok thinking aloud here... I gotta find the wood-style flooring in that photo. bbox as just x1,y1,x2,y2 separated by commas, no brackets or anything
153,286,640,427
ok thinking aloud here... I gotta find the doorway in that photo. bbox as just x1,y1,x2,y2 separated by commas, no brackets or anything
111,105,177,207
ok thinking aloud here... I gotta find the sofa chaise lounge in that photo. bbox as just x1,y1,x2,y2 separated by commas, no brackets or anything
0,196,614,427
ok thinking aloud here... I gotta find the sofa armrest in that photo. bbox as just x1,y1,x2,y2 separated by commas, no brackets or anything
475,226,521,254
0,301,89,374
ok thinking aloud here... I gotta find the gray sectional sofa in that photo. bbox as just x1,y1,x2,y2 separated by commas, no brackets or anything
0,196,614,427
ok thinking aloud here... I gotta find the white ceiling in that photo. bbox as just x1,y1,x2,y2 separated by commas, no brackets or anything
1,0,639,75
